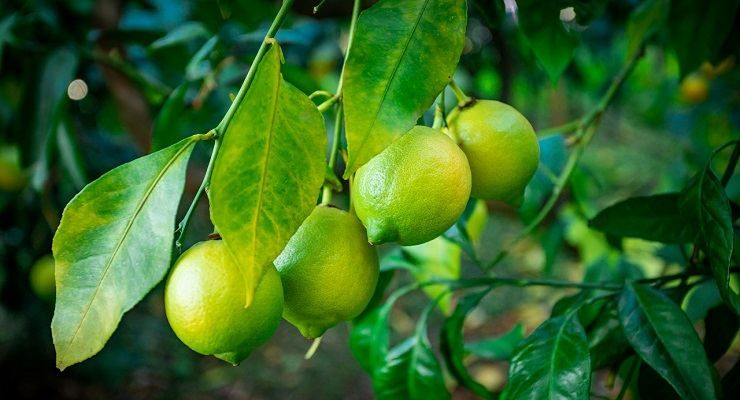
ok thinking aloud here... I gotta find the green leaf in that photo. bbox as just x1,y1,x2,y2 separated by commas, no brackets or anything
351,286,405,373
465,323,525,361
625,0,669,60
442,199,488,265
186,36,219,81
679,166,738,313
342,0,467,177
516,0,579,83
586,300,631,369
506,312,591,399
149,22,210,50
51,135,203,370
152,83,190,152
209,43,326,306
588,194,694,243
668,0,740,76
703,304,739,362
618,282,718,400
440,289,492,399
55,114,88,190
374,317,449,399
402,238,461,314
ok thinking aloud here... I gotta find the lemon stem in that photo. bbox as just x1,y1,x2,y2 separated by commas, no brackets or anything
432,91,445,130
321,104,343,205
304,337,323,359
174,0,295,249
448,79,470,106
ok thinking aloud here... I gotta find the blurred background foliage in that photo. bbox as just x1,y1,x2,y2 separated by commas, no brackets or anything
0,0,738,399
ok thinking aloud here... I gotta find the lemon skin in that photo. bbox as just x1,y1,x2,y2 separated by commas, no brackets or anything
275,205,379,339
165,240,284,365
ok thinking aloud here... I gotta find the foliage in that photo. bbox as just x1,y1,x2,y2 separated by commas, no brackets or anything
0,0,738,398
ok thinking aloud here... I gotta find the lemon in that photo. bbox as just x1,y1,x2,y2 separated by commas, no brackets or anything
165,240,283,365
446,100,539,206
30,255,56,302
352,126,472,246
275,205,379,339
680,73,709,104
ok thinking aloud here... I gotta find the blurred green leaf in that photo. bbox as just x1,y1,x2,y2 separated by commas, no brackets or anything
506,312,591,399
149,22,210,50
152,83,190,152
679,165,738,313
342,0,467,177
0,13,18,73
668,0,740,77
589,194,694,244
516,0,579,83
185,36,219,81
465,322,525,361
51,135,201,370
440,289,492,399
350,291,397,373
55,114,87,189
209,44,326,306
625,0,668,60
403,238,460,314
618,283,717,400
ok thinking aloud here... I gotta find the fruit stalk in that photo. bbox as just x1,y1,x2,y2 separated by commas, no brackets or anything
321,103,343,205
175,0,295,248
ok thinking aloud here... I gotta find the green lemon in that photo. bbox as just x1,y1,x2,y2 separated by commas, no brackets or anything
446,100,539,206
30,255,56,302
275,205,379,339
352,126,472,246
165,240,283,365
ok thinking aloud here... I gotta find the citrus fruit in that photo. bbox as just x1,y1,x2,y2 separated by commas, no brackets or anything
352,126,472,246
446,100,539,206
680,73,709,104
30,255,56,301
275,205,379,338
165,240,283,365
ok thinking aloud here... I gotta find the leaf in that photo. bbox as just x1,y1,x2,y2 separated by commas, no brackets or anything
465,323,525,361
51,135,203,370
149,22,210,50
516,0,579,83
374,317,449,399
440,289,492,399
506,313,591,399
679,165,738,313
152,83,190,152
0,13,18,73
442,199,488,265
402,238,461,314
586,300,631,369
703,304,739,362
342,0,467,177
588,194,694,244
617,282,718,400
668,0,740,76
55,114,88,190
186,36,219,81
625,0,669,60
351,288,401,373
209,43,326,306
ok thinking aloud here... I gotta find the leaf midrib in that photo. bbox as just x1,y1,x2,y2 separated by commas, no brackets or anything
631,284,704,399
348,0,432,172
60,138,194,362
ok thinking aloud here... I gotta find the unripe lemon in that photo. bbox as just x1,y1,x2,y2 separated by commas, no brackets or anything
352,126,472,246
30,255,56,302
680,73,709,104
275,205,379,338
446,100,539,206
165,240,283,365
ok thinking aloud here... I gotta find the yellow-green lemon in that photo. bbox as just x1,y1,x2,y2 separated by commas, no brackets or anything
165,240,283,365
275,205,379,339
352,126,472,246
447,100,539,206
30,255,56,302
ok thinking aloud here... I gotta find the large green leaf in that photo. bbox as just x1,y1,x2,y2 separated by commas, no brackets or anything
51,135,204,370
668,0,740,76
618,282,718,399
440,289,492,399
342,0,467,177
351,286,403,373
625,0,668,60
588,194,694,244
209,43,326,306
679,166,738,313
506,312,591,399
516,0,579,83
373,315,449,399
